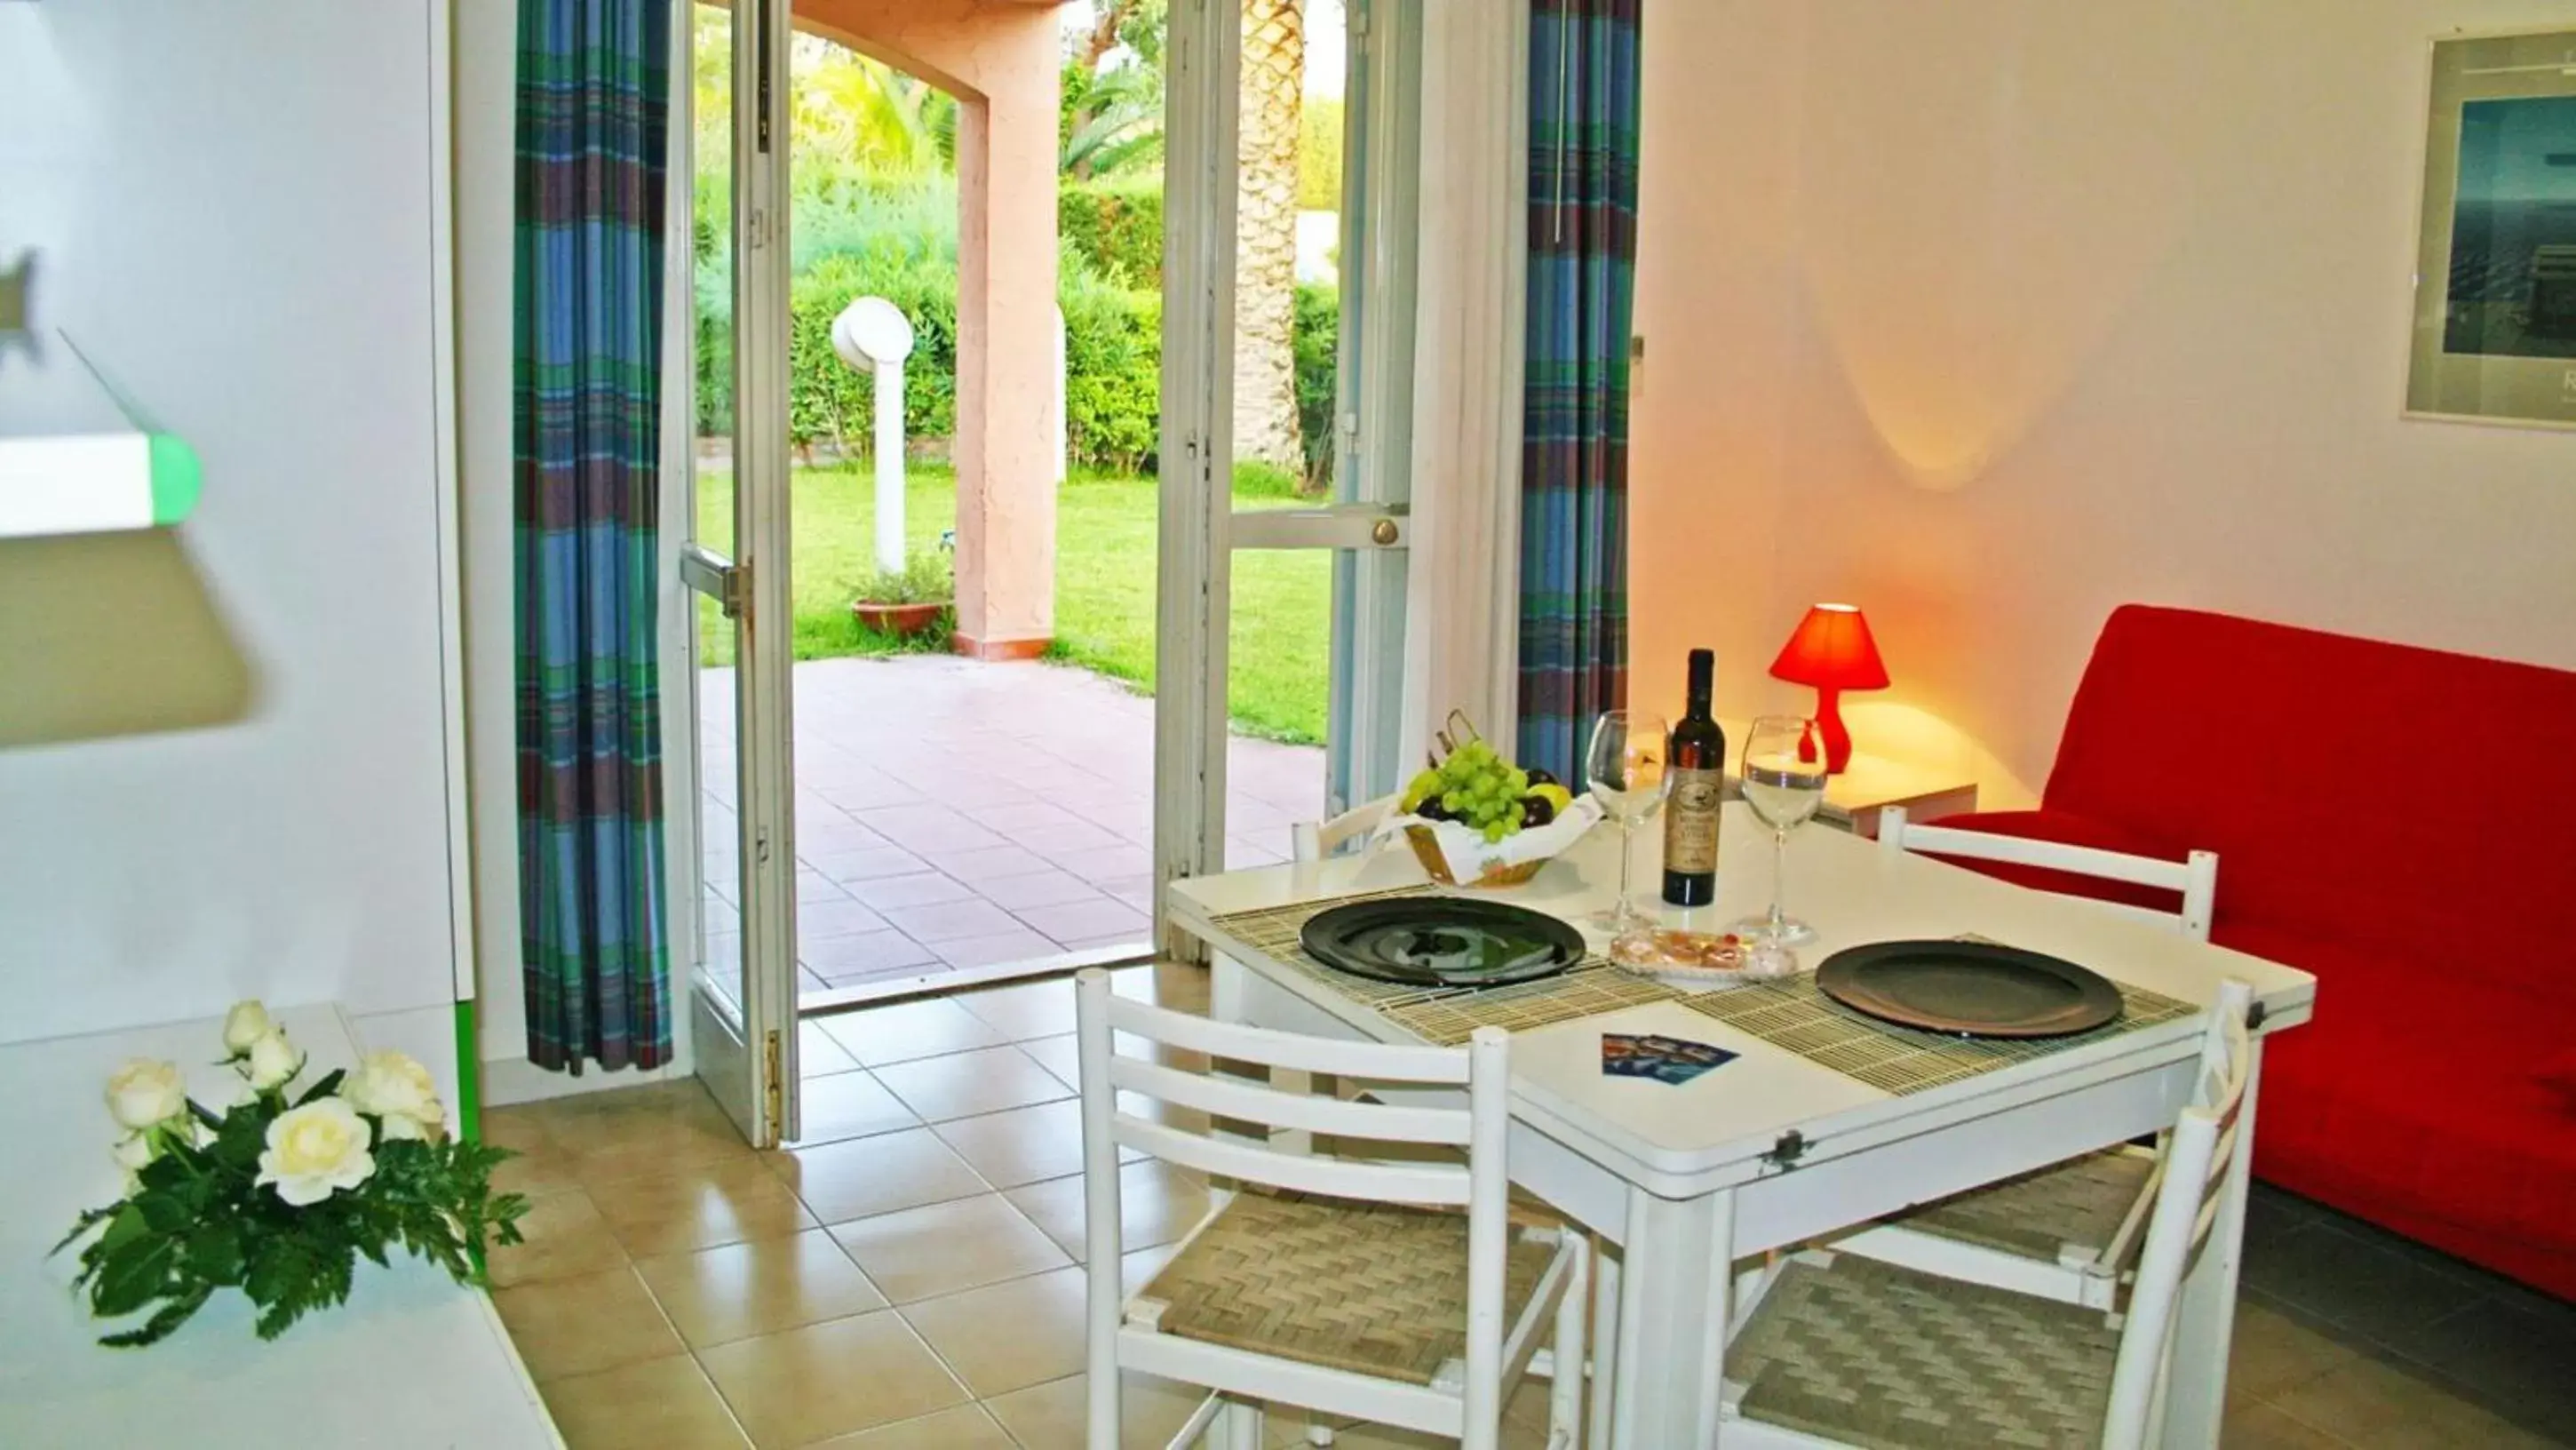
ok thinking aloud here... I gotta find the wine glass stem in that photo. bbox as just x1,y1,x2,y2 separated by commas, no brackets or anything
1616,821,1635,920
1768,825,1790,938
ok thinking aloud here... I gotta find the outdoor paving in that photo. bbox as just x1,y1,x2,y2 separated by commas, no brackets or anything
696,656,1324,1000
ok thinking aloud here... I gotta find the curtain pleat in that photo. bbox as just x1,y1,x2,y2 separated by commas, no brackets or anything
513,0,673,1072
1517,0,1640,785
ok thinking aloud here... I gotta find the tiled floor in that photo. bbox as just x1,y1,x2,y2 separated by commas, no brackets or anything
694,658,1325,1007
489,960,2576,1449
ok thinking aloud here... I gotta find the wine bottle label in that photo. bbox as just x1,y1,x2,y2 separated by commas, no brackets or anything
1665,767,1723,873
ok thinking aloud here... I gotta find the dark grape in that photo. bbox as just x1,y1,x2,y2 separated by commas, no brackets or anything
1525,768,1560,788
1417,800,1454,822
1521,796,1555,828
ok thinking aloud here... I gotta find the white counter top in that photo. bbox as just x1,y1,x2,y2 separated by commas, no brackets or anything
0,1004,560,1448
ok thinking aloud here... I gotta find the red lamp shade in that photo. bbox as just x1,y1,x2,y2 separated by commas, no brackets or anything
1768,603,1888,774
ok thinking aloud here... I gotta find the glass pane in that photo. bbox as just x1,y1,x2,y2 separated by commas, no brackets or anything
692,0,745,1014
1224,0,1345,869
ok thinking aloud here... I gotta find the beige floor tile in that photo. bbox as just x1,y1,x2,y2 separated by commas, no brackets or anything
953,976,1080,1041
982,1370,1214,1450
488,1186,631,1288
559,1082,759,1188
1123,1242,1181,1296
2222,1396,2357,1449
1110,961,1211,1015
1021,1032,1080,1090
930,1099,1101,1189
825,1191,1071,1303
696,1310,969,1449
537,1352,751,1450
1005,1161,1212,1261
634,1227,887,1349
767,1126,991,1223
871,1044,1073,1122
2228,1299,2359,1402
491,1264,684,1382
590,1152,816,1257
803,1403,1018,1449
800,1020,861,1077
787,1070,921,1147
2270,1352,2557,1450
900,1264,1089,1398
482,1105,584,1198
815,998,1004,1066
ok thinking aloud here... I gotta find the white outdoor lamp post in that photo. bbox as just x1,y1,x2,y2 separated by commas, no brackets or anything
830,296,917,577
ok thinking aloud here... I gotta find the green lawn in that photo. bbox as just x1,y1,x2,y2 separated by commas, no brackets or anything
695,463,1330,744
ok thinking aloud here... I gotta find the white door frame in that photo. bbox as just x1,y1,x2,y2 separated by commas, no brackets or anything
681,0,799,1146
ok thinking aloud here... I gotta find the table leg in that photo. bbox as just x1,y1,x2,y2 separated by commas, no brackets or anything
2160,1039,2264,1447
1610,1184,1737,1449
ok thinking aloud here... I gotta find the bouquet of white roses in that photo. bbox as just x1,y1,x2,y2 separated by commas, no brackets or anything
52,1001,528,1347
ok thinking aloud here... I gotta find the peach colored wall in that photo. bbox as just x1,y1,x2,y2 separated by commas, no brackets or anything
796,0,1063,652
1633,0,2576,809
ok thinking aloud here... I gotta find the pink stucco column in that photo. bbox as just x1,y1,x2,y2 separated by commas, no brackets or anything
794,0,1064,659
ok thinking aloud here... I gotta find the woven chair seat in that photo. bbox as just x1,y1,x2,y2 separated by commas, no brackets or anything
1728,1256,2119,1449
1893,1149,2154,1265
1134,1190,1555,1386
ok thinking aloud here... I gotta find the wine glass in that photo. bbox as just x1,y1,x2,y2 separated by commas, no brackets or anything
1732,714,1826,946
1585,710,1670,934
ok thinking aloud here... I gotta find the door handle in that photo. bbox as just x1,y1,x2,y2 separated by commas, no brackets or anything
1228,504,1409,551
681,543,745,619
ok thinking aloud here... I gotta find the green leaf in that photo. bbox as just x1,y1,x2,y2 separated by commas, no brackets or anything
97,1283,211,1350
137,1188,194,1234
184,1223,246,1286
294,1069,346,1107
91,1234,177,1319
49,1203,119,1258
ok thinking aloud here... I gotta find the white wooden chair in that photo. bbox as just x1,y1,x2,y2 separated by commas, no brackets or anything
1290,793,1399,863
1836,806,2222,1308
1075,968,1590,1450
1876,805,2220,942
1720,979,2258,1450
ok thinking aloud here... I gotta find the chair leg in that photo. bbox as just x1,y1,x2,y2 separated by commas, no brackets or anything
1551,1236,1591,1446
1587,1239,1619,1450
1215,1397,1265,1450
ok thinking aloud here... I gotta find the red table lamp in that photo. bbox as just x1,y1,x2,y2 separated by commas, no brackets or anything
1769,603,1889,775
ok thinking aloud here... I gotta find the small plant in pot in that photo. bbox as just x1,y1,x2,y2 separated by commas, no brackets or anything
848,549,954,640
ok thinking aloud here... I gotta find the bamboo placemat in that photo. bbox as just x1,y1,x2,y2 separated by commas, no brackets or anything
1672,969,2197,1097
1205,888,1678,1046
1208,894,2197,1088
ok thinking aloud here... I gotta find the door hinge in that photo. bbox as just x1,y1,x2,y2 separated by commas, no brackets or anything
1338,410,1360,450
722,557,749,620
762,1029,784,1133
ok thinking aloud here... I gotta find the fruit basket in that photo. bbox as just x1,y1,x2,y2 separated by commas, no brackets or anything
1376,713,1605,888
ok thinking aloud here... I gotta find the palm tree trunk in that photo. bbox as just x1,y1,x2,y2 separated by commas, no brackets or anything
1234,0,1308,475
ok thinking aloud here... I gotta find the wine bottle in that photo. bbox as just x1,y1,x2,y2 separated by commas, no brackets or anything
1662,649,1726,905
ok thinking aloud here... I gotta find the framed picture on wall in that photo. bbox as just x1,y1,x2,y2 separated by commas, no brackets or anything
2407,28,2576,428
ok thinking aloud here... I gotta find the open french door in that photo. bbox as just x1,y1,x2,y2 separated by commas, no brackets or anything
1155,0,1419,938
681,0,799,1146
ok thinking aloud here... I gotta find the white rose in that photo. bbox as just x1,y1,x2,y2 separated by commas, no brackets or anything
105,1059,187,1131
220,1000,274,1056
112,1131,155,1172
242,1028,305,1092
343,1051,446,1141
255,1098,376,1207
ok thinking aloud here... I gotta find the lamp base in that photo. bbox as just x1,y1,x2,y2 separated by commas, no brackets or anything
1810,687,1855,775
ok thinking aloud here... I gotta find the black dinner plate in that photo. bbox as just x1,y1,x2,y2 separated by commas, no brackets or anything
1300,897,1586,989
1816,940,2122,1038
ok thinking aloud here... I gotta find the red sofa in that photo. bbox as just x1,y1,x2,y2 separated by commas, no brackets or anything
1931,604,2576,1301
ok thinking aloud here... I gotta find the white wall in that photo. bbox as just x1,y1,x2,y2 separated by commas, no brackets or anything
1632,0,2576,808
0,3,466,1075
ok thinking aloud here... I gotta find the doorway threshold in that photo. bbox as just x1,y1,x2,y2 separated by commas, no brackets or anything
797,939,1153,1016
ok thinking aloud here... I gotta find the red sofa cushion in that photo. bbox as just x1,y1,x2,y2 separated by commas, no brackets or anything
2228,924,2576,1300
2039,605,2576,1001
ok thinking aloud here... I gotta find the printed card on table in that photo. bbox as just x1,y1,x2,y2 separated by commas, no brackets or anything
1602,1032,1737,1086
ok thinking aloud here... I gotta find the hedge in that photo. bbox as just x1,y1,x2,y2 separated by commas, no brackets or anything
1292,282,1338,488
1059,179,1165,289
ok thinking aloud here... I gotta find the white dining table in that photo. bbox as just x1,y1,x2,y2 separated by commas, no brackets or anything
1166,803,2315,1449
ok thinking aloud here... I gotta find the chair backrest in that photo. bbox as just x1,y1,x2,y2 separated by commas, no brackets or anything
1878,805,2221,942
2097,978,2256,1450
1291,793,1399,864
1073,969,1517,1427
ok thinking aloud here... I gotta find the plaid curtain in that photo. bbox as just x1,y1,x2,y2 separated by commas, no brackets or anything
1517,0,1641,785
513,0,672,1072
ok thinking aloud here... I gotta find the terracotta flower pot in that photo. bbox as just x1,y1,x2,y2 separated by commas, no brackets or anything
850,600,949,639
